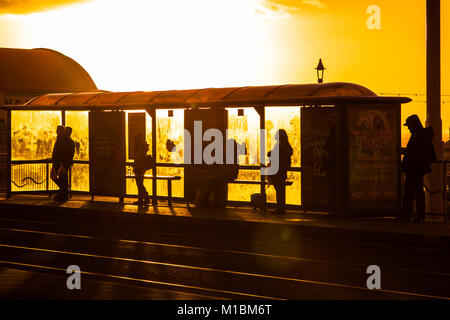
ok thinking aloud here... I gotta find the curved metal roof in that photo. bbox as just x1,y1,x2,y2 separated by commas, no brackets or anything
12,82,411,110
0,47,97,93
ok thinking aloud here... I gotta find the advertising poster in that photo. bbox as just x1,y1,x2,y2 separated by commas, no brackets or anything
301,107,335,211
347,105,400,210
0,119,7,194
89,111,126,197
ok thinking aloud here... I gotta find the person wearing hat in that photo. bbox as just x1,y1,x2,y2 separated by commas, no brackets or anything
400,115,436,222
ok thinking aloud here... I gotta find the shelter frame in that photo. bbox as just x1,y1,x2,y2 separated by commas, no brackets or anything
1,83,411,217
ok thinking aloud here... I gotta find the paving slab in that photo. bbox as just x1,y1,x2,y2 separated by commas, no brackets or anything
1,195,449,248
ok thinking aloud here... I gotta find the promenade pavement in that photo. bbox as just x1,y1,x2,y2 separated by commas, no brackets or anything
0,194,449,248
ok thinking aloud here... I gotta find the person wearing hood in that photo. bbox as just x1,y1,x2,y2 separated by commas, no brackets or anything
400,115,437,222
267,129,293,214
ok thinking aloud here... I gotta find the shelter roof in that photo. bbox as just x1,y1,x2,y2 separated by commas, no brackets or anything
4,83,412,110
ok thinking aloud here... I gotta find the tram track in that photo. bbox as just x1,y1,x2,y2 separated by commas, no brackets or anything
0,242,448,300
0,219,449,299
1,215,450,271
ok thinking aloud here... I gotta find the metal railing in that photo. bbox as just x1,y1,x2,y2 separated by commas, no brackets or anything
11,159,57,193
431,161,450,222
10,159,80,194
8,159,302,206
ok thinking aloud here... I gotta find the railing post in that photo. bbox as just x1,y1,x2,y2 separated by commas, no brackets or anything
46,161,49,193
6,109,11,198
444,161,447,222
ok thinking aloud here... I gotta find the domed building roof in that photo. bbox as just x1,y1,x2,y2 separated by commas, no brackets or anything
0,47,97,93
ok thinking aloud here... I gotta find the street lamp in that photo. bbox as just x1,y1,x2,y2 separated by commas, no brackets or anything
315,59,326,84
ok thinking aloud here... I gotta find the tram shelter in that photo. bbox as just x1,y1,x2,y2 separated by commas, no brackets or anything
0,82,411,218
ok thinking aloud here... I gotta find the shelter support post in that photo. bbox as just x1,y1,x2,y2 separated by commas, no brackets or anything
254,106,266,204
426,0,443,214
62,110,66,126
443,162,447,221
335,104,346,219
6,109,11,198
145,107,158,206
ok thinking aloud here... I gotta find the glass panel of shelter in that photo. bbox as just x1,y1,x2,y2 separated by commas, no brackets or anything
125,110,153,196
156,109,184,198
227,107,261,202
11,111,61,192
226,106,301,207
66,111,89,192
265,107,301,206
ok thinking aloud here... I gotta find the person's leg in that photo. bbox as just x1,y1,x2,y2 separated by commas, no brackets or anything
401,174,414,220
415,174,426,221
59,173,69,199
135,175,145,204
274,182,286,213
51,165,62,189
141,182,149,204
54,173,68,201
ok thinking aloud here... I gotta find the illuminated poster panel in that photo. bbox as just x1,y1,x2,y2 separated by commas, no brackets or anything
347,104,400,211
89,111,125,197
301,107,334,211
128,112,146,160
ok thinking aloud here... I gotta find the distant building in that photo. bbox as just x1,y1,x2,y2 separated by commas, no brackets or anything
0,47,97,120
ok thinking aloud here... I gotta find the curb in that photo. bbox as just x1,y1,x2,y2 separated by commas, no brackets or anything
1,202,450,249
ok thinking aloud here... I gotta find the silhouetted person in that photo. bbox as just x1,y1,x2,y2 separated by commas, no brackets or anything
201,139,242,208
132,134,152,205
400,115,436,222
268,129,293,214
65,126,75,166
324,114,337,215
51,125,72,201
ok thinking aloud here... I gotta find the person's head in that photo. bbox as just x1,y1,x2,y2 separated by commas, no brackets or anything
404,115,423,134
275,129,289,143
56,125,65,137
65,126,72,137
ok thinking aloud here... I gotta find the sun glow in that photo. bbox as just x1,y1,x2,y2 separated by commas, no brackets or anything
11,0,282,91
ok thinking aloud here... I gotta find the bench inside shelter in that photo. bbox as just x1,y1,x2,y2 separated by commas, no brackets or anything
91,174,181,206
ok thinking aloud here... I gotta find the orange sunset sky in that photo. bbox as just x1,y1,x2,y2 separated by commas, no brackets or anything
0,0,448,141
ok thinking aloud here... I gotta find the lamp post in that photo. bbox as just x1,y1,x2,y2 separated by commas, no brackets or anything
315,59,326,84
426,0,443,215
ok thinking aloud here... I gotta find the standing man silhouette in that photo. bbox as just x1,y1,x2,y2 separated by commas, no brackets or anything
51,125,72,202
400,115,436,222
